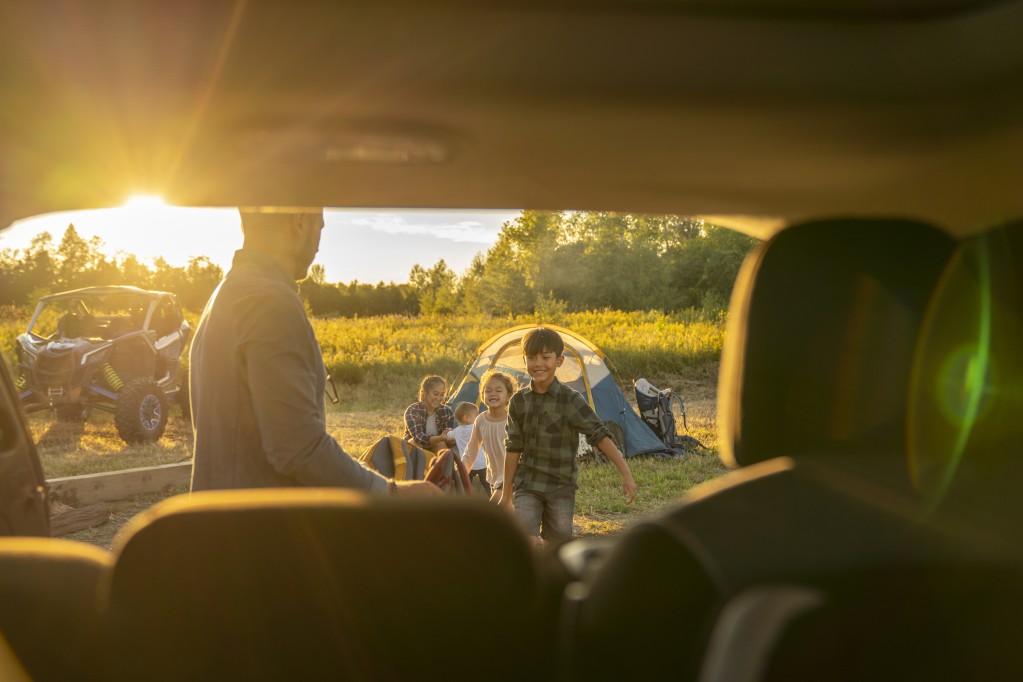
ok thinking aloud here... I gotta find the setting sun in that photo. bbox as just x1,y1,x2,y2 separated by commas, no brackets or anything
1,207,517,284
123,195,168,210
2,203,244,274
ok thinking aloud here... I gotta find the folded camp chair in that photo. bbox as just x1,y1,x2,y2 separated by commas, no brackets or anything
561,219,982,681
358,435,433,480
102,489,552,682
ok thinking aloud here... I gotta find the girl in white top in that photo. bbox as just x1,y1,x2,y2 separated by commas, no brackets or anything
459,369,516,502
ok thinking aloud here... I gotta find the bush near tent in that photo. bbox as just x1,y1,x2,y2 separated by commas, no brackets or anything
447,324,673,458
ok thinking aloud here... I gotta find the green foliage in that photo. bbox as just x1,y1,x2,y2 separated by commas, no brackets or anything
326,359,367,386
533,292,569,322
408,260,458,314
413,211,758,317
300,279,417,317
0,224,224,310
26,308,728,537
576,453,727,517
307,263,327,284
0,212,757,321
307,310,725,410
668,225,759,311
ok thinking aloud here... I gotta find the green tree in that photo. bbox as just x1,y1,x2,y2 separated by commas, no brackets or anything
455,252,487,313
22,232,56,299
118,254,151,289
181,256,224,311
470,211,562,315
541,212,666,310
668,224,757,310
55,224,96,290
409,260,458,314
307,264,327,284
150,257,188,295
475,239,533,315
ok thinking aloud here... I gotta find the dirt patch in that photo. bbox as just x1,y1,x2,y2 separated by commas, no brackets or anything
61,488,185,550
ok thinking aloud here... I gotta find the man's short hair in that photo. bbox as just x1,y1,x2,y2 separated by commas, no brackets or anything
522,326,564,357
454,401,478,422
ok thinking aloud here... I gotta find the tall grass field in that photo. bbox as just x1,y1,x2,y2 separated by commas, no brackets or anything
3,309,730,545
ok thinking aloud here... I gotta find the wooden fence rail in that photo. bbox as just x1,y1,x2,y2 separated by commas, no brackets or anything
47,461,192,507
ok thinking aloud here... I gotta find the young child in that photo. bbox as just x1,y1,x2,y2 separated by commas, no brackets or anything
451,401,487,495
460,369,515,503
499,327,637,545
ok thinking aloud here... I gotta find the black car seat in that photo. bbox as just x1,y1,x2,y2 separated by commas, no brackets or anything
0,537,114,682
695,221,1023,682
905,221,1023,547
563,219,973,681
698,563,1023,682
102,489,553,682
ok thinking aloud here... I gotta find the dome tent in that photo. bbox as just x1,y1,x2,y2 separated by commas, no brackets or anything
447,324,672,458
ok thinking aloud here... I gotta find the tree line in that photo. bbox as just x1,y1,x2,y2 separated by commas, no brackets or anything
0,224,417,316
0,212,757,317
401,211,758,316
0,226,227,312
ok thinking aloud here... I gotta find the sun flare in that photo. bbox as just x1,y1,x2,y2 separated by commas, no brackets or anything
123,195,167,210
5,206,519,284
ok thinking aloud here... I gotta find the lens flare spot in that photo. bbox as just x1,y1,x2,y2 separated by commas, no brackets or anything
937,345,991,425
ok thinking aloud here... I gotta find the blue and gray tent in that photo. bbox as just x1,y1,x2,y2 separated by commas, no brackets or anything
447,324,672,458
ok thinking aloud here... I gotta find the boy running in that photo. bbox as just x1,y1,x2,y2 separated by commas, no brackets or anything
499,327,637,545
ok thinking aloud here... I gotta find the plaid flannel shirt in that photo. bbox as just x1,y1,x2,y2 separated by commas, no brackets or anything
403,401,457,449
505,378,611,493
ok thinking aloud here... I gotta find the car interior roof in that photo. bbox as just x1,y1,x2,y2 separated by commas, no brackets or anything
1,0,1022,238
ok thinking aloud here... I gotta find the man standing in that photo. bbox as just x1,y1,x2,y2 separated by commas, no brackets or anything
190,208,438,496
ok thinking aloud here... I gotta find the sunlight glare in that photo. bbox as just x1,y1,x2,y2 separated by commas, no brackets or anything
123,195,167,210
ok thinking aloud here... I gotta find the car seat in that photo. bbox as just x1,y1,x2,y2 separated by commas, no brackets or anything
905,220,1023,546
102,488,554,682
695,221,1023,682
563,219,971,681
698,563,1023,682
0,537,114,682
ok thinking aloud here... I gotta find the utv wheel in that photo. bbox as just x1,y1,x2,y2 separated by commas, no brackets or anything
56,403,89,423
115,378,168,444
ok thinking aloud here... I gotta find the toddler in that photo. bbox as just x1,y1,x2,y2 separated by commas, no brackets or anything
451,401,487,495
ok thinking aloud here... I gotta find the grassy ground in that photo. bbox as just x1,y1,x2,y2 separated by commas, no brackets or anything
52,363,726,549
14,310,729,549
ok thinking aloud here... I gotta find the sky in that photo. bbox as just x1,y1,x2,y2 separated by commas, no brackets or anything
0,198,521,284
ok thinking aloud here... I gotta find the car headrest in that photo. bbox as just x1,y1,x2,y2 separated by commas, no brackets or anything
719,219,954,468
907,221,1023,529
104,488,543,681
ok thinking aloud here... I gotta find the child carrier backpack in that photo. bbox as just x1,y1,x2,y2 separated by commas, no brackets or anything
634,378,707,454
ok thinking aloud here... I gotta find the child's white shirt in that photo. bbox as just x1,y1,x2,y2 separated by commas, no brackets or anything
451,423,484,469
